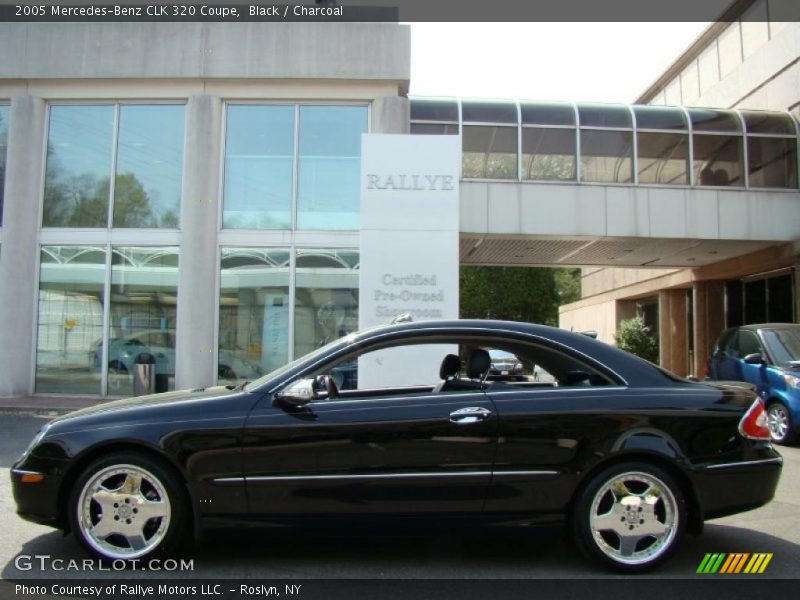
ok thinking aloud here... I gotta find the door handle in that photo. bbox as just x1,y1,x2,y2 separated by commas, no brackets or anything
449,406,492,425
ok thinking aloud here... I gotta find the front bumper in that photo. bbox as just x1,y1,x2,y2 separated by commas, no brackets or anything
11,455,70,530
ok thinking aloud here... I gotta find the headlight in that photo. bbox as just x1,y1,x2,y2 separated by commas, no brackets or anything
18,423,50,463
783,374,800,389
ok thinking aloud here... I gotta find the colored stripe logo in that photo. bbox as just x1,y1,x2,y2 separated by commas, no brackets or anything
696,553,773,574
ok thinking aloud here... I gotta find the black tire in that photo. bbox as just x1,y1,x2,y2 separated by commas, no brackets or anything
68,450,189,563
767,401,796,445
571,461,686,573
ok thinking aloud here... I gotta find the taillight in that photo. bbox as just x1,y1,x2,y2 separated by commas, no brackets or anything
738,398,770,440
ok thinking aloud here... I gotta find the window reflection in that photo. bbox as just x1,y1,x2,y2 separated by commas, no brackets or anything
521,128,575,181
747,137,798,188
43,105,115,227
35,246,107,394
107,247,179,396
580,130,633,183
637,132,689,185
0,105,8,226
294,249,359,359
462,126,517,179
223,105,294,230
693,134,743,186
113,105,185,228
218,248,290,385
297,106,367,230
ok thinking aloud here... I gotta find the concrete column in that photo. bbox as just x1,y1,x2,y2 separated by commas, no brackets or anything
372,96,409,134
692,280,725,377
0,96,46,398
174,95,222,390
658,289,688,377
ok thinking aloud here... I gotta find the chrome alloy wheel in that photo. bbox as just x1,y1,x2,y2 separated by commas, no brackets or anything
768,404,789,442
77,464,171,560
588,471,678,566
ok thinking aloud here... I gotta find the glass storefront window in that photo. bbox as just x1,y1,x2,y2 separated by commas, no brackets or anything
43,105,115,227
637,132,689,185
521,128,576,181
462,125,518,179
107,247,179,396
35,246,107,394
693,134,744,186
218,248,291,385
747,137,798,188
297,106,367,230
43,104,185,229
579,130,633,183
113,105,185,228
0,104,8,226
223,105,294,230
294,249,359,359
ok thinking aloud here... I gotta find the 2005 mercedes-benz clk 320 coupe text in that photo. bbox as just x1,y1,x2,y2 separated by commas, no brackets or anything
12,320,782,571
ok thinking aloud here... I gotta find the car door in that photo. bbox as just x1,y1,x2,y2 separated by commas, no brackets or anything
241,343,498,517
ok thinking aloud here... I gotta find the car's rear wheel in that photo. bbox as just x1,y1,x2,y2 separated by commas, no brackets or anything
572,462,685,572
69,451,187,563
767,401,795,444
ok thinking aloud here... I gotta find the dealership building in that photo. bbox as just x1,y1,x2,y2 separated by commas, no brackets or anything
0,4,798,399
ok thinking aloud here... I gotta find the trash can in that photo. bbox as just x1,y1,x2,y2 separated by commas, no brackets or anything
133,352,156,396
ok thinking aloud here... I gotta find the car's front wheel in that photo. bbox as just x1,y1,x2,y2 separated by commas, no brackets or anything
69,451,187,563
572,462,686,572
767,401,796,444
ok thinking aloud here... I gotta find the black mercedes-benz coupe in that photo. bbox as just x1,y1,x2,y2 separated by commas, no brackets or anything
12,320,782,571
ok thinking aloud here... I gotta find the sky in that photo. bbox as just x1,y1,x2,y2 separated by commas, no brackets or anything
409,23,711,104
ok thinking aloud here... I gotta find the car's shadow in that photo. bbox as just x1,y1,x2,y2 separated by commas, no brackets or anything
3,522,800,579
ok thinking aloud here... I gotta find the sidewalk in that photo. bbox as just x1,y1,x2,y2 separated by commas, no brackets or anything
0,395,110,415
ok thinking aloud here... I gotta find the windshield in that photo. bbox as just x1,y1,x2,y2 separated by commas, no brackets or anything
242,335,356,391
762,327,800,367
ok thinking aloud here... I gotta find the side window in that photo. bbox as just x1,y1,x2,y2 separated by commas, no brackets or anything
736,331,762,357
722,331,740,357
315,340,460,392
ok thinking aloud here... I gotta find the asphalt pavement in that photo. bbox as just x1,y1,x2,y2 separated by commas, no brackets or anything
1,412,799,580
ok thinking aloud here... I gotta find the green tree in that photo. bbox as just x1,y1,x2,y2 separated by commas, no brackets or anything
614,316,659,363
112,172,156,227
460,266,580,326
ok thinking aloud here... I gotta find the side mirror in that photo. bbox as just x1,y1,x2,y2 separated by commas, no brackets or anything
275,378,315,406
744,353,766,365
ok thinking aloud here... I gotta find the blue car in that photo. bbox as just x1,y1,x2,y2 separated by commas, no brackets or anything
708,323,800,444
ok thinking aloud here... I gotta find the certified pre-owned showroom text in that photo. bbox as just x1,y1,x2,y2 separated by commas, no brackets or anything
14,554,193,572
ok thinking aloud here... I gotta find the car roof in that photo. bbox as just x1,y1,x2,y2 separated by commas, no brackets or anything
733,323,799,332
348,319,677,387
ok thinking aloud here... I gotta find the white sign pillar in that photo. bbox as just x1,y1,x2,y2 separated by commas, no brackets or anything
358,134,461,388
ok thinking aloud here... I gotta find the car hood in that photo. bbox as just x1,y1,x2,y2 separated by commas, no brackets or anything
48,386,242,426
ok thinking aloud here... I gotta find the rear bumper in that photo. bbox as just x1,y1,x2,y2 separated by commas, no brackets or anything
691,455,782,520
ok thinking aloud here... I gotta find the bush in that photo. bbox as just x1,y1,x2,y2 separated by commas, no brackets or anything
614,317,659,363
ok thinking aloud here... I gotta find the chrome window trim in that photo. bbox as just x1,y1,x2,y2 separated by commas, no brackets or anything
212,470,559,484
